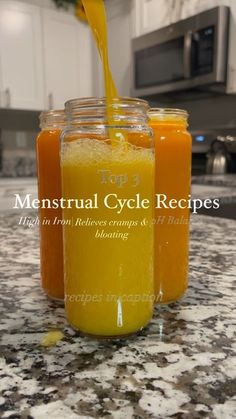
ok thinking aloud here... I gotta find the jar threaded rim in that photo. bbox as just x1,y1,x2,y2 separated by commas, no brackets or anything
39,109,65,130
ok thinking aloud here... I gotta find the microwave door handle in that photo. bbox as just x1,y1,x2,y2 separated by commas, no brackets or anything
184,30,193,78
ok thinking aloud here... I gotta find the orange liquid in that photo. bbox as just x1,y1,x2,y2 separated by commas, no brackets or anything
81,0,118,101
149,116,192,303
36,129,64,300
81,0,122,149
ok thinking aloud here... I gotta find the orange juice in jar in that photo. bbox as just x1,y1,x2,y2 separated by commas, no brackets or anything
149,108,192,303
36,110,65,300
61,98,155,338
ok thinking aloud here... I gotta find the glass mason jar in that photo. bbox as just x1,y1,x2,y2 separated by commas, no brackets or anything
61,97,155,338
36,110,65,301
148,108,192,303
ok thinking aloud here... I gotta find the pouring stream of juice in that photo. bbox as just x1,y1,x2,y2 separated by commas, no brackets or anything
81,0,117,100
81,0,122,144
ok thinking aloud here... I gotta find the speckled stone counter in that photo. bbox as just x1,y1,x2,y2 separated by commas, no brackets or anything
190,177,236,223
191,175,236,208
0,212,236,419
192,174,236,188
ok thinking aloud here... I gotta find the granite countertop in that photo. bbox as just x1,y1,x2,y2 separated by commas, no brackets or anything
192,174,236,188
0,212,236,419
191,175,236,206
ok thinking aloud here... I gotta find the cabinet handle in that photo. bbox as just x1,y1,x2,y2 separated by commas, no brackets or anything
48,92,53,110
5,88,11,108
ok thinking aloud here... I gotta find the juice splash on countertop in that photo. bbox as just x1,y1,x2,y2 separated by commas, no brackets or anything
40,330,64,347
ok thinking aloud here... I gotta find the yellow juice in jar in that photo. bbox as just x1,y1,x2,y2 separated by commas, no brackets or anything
61,137,154,337
61,0,155,337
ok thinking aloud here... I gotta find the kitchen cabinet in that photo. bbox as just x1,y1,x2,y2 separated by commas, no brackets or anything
42,9,93,110
132,0,232,37
132,0,172,37
0,1,44,110
0,0,94,111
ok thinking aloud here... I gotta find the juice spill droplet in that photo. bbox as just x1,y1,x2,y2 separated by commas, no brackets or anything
40,330,64,347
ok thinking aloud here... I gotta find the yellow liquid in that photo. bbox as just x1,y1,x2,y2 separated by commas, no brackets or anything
40,330,64,347
61,139,154,337
81,0,118,100
81,0,119,145
62,0,154,336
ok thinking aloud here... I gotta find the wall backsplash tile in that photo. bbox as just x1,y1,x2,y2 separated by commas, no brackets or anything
0,130,37,178
0,109,39,178
1,151,36,177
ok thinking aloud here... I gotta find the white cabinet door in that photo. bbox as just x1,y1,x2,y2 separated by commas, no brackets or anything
133,0,232,37
173,0,230,21
42,9,93,110
132,0,172,37
0,1,44,110
132,0,199,37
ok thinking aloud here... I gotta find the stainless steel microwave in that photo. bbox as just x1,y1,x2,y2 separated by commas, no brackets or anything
132,6,230,97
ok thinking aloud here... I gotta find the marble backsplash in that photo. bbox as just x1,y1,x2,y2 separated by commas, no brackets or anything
0,129,38,178
0,149,37,177
0,108,39,178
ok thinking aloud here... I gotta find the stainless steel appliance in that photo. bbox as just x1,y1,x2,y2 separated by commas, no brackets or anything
132,6,230,98
192,129,236,175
